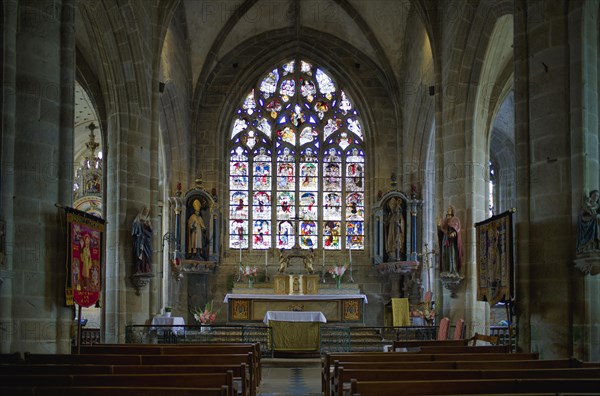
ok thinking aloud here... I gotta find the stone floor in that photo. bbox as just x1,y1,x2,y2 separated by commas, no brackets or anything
257,358,322,396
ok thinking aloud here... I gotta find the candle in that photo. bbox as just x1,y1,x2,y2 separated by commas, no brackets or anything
322,248,325,267
265,249,268,267
349,241,352,263
239,244,242,263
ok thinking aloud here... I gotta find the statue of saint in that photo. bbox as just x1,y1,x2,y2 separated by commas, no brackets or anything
437,206,462,274
278,249,289,273
187,199,207,259
132,206,152,274
303,248,315,274
577,189,600,253
385,197,405,260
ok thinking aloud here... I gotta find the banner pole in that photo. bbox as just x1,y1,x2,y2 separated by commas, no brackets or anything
76,304,82,354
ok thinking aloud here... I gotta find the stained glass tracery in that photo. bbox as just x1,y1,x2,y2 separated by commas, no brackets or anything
229,59,365,252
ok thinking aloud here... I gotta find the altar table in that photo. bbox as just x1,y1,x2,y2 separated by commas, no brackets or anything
263,311,326,353
224,293,367,323
150,315,185,335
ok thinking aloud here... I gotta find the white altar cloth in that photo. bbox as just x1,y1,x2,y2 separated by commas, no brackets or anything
224,293,368,303
151,316,185,334
263,310,327,324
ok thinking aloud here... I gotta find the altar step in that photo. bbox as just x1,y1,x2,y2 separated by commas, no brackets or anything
321,327,391,353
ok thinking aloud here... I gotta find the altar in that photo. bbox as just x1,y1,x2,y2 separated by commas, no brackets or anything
263,311,326,356
224,292,367,323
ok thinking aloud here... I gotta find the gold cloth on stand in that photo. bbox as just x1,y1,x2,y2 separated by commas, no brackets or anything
269,321,320,350
391,298,410,326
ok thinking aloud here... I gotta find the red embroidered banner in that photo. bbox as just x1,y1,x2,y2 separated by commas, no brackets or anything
65,207,105,307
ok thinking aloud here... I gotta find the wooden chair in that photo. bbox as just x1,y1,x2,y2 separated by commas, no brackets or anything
452,318,464,340
436,317,450,340
469,332,499,346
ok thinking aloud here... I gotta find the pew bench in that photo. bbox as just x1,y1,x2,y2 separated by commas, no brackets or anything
333,367,600,396
23,353,256,396
349,377,600,396
0,363,251,396
1,386,228,396
392,339,468,350
322,351,539,395
0,372,235,396
79,342,262,384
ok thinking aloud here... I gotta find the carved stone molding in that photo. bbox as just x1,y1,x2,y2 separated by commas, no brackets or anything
130,273,153,295
574,254,600,275
440,271,464,298
376,261,419,274
171,258,217,281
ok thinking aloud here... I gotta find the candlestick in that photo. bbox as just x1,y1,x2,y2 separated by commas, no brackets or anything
349,242,352,263
348,239,354,283
321,248,326,283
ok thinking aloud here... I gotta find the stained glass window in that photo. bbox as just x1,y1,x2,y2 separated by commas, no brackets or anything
228,59,365,251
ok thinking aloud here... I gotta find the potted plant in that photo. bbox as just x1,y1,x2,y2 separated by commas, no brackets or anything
164,306,172,317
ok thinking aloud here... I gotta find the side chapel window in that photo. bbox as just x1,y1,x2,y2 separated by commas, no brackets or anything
228,59,365,252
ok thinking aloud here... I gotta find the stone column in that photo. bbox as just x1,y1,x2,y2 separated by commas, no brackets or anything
514,0,573,358
4,0,75,353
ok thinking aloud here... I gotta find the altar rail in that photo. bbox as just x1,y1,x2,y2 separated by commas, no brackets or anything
125,324,516,356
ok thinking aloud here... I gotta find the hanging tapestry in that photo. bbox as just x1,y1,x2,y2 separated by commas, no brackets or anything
474,210,514,305
64,207,105,307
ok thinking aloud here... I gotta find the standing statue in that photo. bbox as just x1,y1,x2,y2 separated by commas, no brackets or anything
385,197,405,260
303,248,315,274
278,249,289,273
132,206,153,274
577,189,600,253
437,206,462,274
187,199,207,259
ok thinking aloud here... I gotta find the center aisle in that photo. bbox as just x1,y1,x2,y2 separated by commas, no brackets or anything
258,358,322,396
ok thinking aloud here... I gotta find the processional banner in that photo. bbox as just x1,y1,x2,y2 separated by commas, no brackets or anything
64,207,105,307
474,210,514,306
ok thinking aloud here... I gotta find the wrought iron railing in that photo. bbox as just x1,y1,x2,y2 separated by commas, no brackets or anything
124,324,516,356
125,324,273,357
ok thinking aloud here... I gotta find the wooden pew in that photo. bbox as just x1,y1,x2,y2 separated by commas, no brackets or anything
1,386,228,396
0,363,251,396
23,353,257,396
322,351,539,396
0,352,23,364
404,345,511,354
333,367,600,396
0,372,235,396
79,342,262,384
392,339,468,350
349,378,600,396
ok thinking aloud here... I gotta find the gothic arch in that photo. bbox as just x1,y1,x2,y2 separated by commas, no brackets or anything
190,29,398,211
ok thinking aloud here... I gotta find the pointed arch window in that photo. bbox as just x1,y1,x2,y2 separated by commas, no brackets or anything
228,59,365,252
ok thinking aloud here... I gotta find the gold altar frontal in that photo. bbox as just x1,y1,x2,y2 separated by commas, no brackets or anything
225,275,367,323
263,311,326,356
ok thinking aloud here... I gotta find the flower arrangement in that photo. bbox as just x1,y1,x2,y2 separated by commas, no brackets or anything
327,264,347,279
191,300,222,325
413,302,435,324
240,264,258,280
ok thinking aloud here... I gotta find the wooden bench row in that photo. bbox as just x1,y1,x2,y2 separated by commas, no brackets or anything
0,386,229,395
0,363,249,396
0,373,236,396
349,377,600,396
322,350,540,395
1,343,261,396
336,367,600,396
78,342,262,384
322,345,600,396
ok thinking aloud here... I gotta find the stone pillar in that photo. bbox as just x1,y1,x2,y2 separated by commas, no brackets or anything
514,0,572,358
2,0,75,353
